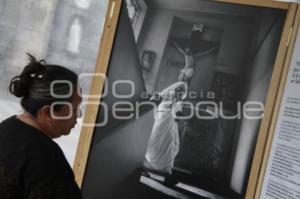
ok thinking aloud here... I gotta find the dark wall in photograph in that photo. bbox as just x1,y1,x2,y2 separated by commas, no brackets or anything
230,10,286,193
82,5,153,199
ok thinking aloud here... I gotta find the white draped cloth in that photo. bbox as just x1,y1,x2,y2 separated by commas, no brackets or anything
145,82,187,174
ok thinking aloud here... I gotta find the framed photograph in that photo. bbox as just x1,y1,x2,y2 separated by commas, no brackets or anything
73,0,299,199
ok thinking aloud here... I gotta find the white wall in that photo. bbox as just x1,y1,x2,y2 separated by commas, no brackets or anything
230,11,285,193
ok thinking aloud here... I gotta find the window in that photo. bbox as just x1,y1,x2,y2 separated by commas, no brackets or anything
67,18,82,54
126,0,141,29
75,0,92,9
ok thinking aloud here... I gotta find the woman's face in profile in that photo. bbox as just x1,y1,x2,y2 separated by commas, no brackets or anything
49,88,82,138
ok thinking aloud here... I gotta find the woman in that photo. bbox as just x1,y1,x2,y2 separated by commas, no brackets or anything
0,54,82,199
145,81,187,174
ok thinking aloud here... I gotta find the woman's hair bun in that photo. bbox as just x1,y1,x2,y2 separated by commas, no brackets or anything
9,53,46,98
9,77,28,97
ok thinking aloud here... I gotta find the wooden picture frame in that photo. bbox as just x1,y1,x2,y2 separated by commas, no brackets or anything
73,0,299,198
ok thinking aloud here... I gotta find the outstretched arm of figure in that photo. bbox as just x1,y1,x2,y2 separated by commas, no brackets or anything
172,40,185,56
193,46,217,60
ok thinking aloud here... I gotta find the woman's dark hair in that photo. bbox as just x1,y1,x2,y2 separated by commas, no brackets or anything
9,54,78,117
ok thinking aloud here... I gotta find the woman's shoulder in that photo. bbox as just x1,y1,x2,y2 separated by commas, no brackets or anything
0,116,70,173
0,116,52,149
0,115,18,130
25,138,69,168
22,134,74,180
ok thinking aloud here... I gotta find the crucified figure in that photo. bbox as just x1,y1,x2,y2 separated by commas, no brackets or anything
173,39,217,84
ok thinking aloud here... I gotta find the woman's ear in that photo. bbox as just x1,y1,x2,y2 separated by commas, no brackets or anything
39,105,52,122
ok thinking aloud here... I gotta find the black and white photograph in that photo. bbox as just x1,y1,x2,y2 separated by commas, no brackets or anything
82,0,287,199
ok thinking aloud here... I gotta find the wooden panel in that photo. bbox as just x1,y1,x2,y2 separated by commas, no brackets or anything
72,0,122,188
245,3,298,199
73,0,297,194
215,0,289,9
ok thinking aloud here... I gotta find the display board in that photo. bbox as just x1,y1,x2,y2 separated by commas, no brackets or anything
72,1,298,199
